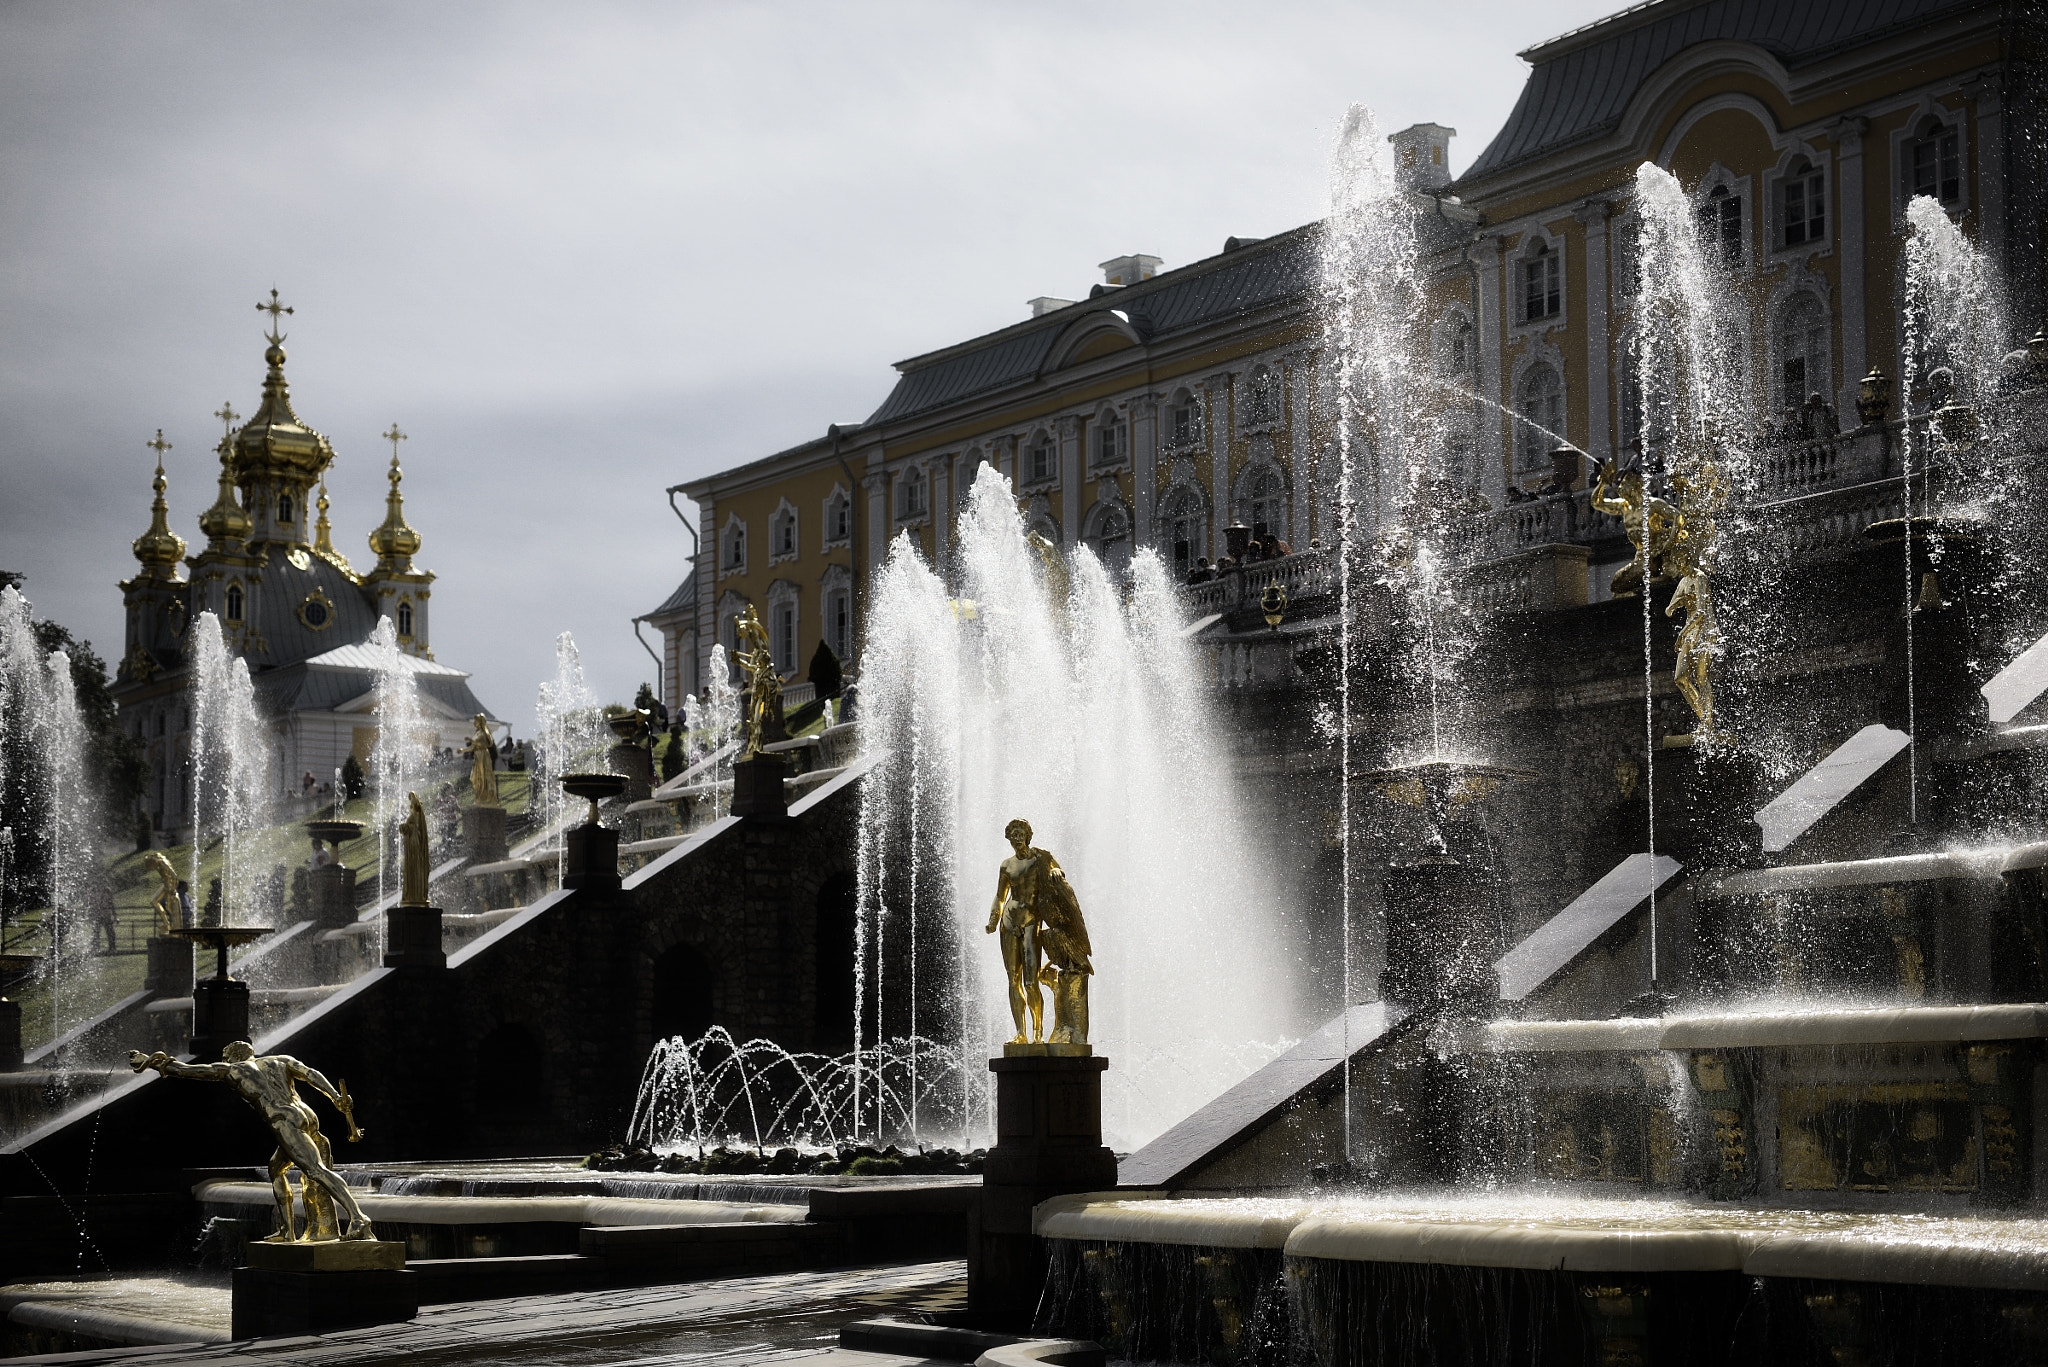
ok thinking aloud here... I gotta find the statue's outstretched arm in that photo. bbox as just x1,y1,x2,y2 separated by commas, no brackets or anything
129,1051,229,1081
286,1056,345,1109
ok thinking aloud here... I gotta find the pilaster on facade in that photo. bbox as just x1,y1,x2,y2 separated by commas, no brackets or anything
1574,198,1615,466
1472,235,1508,503
1828,115,1869,423
1132,395,1160,548
1286,358,1313,546
1206,373,1234,553
931,459,950,562
1057,415,1082,543
861,465,890,570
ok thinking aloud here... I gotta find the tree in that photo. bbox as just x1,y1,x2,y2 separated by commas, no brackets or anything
340,754,366,801
806,641,843,701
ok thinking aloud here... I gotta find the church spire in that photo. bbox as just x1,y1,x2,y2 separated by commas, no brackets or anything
197,403,252,550
367,423,421,571
131,430,187,575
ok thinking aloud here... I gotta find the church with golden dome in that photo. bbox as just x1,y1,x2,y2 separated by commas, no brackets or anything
113,294,496,838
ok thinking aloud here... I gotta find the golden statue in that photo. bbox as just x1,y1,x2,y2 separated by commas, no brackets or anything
1590,458,1681,598
985,818,1093,1047
734,605,783,760
145,851,180,936
128,1041,371,1242
400,791,430,907
464,714,498,808
1661,459,1727,744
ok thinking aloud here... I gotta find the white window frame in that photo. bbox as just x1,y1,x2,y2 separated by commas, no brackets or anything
768,498,799,566
821,483,852,551
718,512,749,580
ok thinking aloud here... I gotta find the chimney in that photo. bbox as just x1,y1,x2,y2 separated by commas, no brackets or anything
1029,297,1076,318
1098,254,1163,288
1388,124,1456,192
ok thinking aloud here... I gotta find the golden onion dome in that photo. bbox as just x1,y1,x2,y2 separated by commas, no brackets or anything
367,434,422,568
131,431,188,573
230,294,336,488
197,437,253,547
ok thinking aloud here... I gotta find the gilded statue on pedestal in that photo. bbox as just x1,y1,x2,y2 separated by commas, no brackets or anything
985,818,1093,1046
1662,460,1727,744
1590,457,1681,598
128,1041,370,1242
734,605,783,759
146,851,180,936
400,791,430,907
464,714,498,808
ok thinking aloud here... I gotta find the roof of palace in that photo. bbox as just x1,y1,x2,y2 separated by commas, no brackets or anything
254,650,495,722
640,571,696,624
1463,0,1991,181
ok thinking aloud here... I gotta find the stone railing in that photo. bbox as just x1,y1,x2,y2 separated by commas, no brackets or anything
1184,549,1336,614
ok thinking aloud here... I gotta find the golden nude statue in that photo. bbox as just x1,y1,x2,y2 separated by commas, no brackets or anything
400,791,430,907
464,714,498,808
1590,457,1681,598
1665,566,1719,737
985,818,1093,1047
128,1041,370,1242
734,605,783,760
145,850,180,936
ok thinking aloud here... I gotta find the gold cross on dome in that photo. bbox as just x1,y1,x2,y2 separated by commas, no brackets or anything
382,424,407,462
257,289,294,343
214,403,240,438
146,429,173,466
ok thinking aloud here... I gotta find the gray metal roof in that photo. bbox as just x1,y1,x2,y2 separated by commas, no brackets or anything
1463,0,1990,181
641,571,696,623
864,229,1321,427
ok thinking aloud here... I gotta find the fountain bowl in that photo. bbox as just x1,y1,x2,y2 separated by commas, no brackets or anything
561,772,628,804
305,818,365,847
171,925,273,981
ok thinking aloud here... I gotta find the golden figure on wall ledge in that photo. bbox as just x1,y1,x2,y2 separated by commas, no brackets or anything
465,713,499,808
734,605,784,760
986,818,1093,1048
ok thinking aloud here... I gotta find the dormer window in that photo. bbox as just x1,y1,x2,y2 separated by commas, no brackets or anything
225,584,244,622
277,493,294,524
1027,433,1057,484
1907,117,1961,206
1782,160,1826,247
1695,185,1742,266
1523,241,1560,321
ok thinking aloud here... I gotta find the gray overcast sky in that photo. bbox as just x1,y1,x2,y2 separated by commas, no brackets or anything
0,0,1620,726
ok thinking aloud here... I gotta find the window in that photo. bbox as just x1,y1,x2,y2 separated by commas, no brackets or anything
277,493,294,524
396,600,414,637
1695,186,1742,266
1159,485,1204,573
1168,393,1203,446
1245,367,1282,425
1778,294,1830,409
770,502,798,562
824,586,851,659
771,602,797,674
1907,118,1962,205
823,489,851,547
1782,162,1826,247
1243,466,1287,542
719,516,748,577
1092,414,1126,466
1089,505,1132,575
959,453,988,503
1517,364,1564,471
1027,433,1057,484
224,584,244,622
1523,241,1560,321
898,468,928,519
1446,317,1473,374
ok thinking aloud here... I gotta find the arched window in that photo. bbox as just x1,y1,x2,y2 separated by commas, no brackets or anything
1244,367,1282,426
1906,116,1961,206
1781,158,1826,247
1522,241,1560,321
822,487,851,548
1778,294,1830,409
823,582,852,660
396,601,414,637
1085,503,1132,574
1167,390,1203,447
1241,466,1288,542
769,500,798,561
1158,485,1205,574
959,450,989,504
1517,364,1564,471
277,492,294,524
1026,431,1058,484
719,516,747,576
1442,315,1474,375
1695,185,1742,266
224,584,244,622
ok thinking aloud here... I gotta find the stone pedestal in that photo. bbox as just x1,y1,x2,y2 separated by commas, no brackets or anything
233,1240,414,1338
970,1051,1117,1330
731,755,789,819
190,978,251,1060
309,862,358,931
564,823,620,891
609,742,656,803
144,935,194,997
382,905,446,970
0,999,20,1072
1378,856,1499,1007
464,805,508,864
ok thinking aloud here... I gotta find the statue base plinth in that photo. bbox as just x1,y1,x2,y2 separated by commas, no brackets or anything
309,862,358,931
232,1242,415,1338
190,978,250,1061
564,822,621,891
970,1052,1116,1331
464,805,508,864
1000,1041,1093,1058
731,755,789,818
382,905,446,970
145,935,194,997
245,1238,406,1272
610,741,655,804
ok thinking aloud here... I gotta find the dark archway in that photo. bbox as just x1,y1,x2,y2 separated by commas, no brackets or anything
651,942,718,1045
814,872,857,1050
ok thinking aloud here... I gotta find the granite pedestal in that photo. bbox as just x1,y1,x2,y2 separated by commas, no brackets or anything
564,823,621,891
464,805,508,864
970,1050,1117,1329
731,754,789,818
232,1239,414,1338
609,741,656,803
309,862,359,931
0,998,19,1071
383,904,446,970
144,935,194,996
190,979,250,1061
